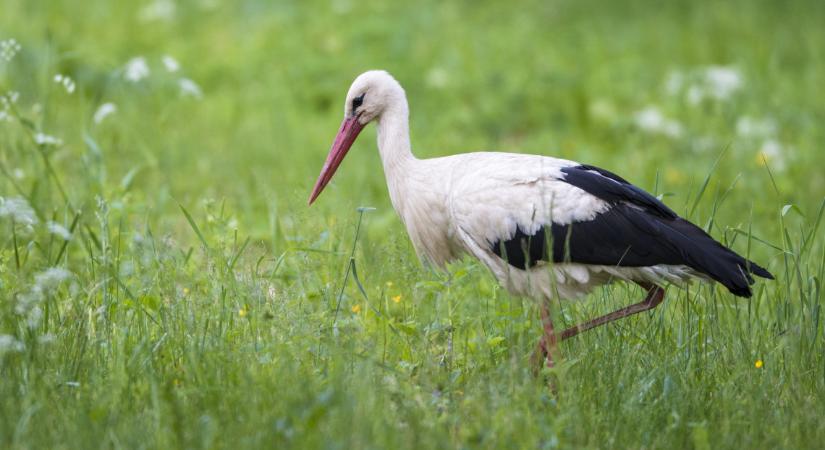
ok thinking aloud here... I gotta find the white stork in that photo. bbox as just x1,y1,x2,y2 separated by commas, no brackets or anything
308,70,773,368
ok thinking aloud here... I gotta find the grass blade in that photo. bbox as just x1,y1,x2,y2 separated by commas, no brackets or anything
227,236,250,271
688,148,726,220
178,202,210,251
53,211,82,265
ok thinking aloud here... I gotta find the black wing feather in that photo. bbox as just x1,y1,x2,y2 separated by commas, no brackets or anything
560,165,678,219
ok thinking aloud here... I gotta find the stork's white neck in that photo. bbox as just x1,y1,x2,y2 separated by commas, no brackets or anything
364,75,455,267
374,95,418,218
375,99,415,172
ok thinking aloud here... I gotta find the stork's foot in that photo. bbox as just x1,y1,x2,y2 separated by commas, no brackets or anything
560,282,666,340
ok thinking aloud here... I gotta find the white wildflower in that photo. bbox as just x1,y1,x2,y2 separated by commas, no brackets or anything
665,70,684,96
162,55,180,72
0,335,24,355
27,306,43,329
38,333,55,345
686,85,704,105
1,91,19,121
139,0,176,21
1,91,20,108
35,267,73,291
124,57,150,82
679,65,743,105
736,116,777,139
1,39,22,62
34,132,62,146
703,66,742,100
16,267,74,320
0,93,10,123
664,123,684,138
0,196,38,226
12,168,24,179
53,74,76,94
634,106,683,138
178,78,203,98
14,292,38,316
757,139,787,171
47,221,72,240
93,102,117,124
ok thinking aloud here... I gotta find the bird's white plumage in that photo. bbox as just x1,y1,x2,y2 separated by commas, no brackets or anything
379,149,700,301
446,152,609,239
340,71,699,302
450,154,697,299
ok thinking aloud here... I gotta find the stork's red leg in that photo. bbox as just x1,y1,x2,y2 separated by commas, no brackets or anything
560,282,665,340
534,301,557,369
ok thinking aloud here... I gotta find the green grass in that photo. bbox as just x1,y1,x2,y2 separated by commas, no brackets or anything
1,0,824,448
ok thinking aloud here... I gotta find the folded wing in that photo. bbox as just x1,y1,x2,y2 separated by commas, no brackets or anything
449,156,773,298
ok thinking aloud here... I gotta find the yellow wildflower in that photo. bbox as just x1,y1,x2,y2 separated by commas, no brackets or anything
755,359,763,369
386,281,393,288
183,287,190,295
392,295,402,304
238,307,247,318
351,304,361,314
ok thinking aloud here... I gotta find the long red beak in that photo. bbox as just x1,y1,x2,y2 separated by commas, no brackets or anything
308,116,365,205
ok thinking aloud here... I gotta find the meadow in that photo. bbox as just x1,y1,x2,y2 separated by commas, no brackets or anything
1,0,824,448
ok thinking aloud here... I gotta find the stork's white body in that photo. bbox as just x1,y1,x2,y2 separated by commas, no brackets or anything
383,150,698,300
310,70,771,309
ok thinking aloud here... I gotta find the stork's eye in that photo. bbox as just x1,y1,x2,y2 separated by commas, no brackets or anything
352,94,365,112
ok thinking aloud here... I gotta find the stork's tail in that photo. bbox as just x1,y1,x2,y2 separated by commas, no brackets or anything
668,219,774,298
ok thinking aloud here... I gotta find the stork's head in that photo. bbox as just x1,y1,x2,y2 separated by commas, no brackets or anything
308,70,405,205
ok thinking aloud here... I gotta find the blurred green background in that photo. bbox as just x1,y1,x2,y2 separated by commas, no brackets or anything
1,0,823,448
4,0,824,225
